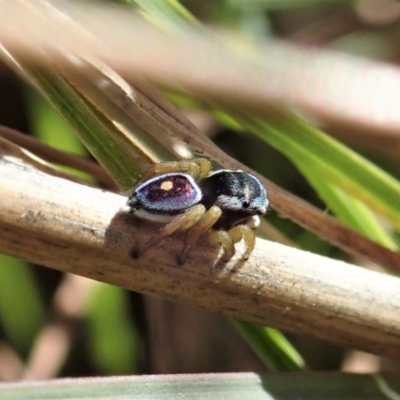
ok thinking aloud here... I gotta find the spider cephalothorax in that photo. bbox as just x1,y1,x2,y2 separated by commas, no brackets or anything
128,158,268,264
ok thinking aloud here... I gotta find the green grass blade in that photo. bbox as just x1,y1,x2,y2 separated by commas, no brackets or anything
237,113,400,233
25,88,93,182
133,0,198,29
300,170,398,250
20,63,143,190
2,373,400,399
0,48,175,191
232,319,306,371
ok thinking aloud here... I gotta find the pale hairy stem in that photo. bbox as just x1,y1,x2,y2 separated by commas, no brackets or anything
1,0,400,138
1,153,400,360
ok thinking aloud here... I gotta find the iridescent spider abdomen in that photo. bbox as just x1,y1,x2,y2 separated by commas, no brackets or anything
128,159,269,264
128,173,201,223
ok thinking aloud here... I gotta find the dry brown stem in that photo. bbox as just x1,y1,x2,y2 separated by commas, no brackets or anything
1,149,400,360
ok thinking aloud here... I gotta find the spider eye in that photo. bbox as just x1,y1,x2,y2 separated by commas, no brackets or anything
242,200,250,208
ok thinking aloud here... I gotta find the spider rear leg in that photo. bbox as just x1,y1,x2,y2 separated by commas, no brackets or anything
179,205,222,264
135,204,206,257
134,158,211,187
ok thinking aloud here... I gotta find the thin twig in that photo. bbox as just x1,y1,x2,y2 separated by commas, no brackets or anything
0,125,116,189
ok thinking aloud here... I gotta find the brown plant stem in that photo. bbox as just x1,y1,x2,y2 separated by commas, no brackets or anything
1,150,400,360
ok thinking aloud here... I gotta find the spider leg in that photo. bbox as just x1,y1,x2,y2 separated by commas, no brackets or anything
134,158,211,187
190,158,212,180
228,224,256,260
179,205,222,264
208,230,235,261
136,204,206,257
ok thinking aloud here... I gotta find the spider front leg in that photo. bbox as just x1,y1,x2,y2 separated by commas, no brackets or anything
209,216,260,261
228,224,256,260
208,230,235,262
134,158,212,187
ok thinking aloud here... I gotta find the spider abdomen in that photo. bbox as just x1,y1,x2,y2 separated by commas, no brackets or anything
128,173,202,218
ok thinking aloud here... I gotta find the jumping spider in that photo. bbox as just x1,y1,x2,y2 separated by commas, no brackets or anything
128,158,269,264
